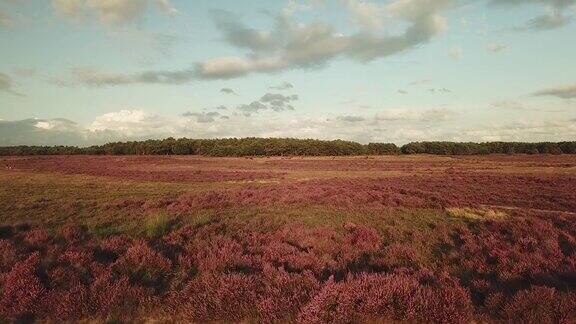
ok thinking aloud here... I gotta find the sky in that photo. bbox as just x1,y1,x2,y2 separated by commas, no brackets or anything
0,0,575,146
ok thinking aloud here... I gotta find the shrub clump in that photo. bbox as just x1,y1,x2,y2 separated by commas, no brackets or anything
297,270,473,323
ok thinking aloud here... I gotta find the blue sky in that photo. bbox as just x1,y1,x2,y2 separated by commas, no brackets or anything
0,0,575,145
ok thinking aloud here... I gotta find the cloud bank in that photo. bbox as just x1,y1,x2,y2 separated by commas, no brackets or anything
2,107,574,147
54,0,456,86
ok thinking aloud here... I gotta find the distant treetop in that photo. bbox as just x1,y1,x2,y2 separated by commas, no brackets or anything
0,138,574,156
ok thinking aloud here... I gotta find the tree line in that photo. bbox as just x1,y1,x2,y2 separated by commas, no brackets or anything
401,141,576,155
0,138,574,156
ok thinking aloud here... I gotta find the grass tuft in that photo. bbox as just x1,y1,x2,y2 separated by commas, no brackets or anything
446,207,506,221
144,213,175,239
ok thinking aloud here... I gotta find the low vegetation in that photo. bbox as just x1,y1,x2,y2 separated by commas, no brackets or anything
0,155,574,322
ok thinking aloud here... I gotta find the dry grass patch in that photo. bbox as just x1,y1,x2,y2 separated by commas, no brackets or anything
446,207,507,221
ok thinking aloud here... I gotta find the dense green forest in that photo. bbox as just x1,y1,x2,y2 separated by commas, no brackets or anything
0,138,575,156
401,141,576,155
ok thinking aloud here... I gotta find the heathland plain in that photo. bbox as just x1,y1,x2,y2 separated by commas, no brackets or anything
0,153,575,322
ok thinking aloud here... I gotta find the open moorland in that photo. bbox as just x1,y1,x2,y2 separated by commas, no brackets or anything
1,155,575,322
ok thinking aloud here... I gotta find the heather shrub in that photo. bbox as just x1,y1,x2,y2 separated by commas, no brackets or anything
168,273,262,322
45,265,85,290
60,224,87,244
23,228,50,248
0,239,18,271
88,269,153,320
193,235,256,273
454,217,568,281
113,241,172,287
99,234,133,255
168,254,196,291
58,249,93,270
0,253,45,320
283,227,344,268
501,286,576,323
257,266,320,323
408,272,475,323
261,239,326,274
41,284,89,321
343,222,381,253
297,271,473,323
258,226,337,275
373,243,421,270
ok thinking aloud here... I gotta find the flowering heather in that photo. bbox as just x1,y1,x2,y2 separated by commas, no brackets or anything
297,271,473,323
0,155,575,322
166,174,576,212
23,228,50,248
0,253,44,320
501,286,576,323
4,155,284,182
0,240,18,271
113,241,172,287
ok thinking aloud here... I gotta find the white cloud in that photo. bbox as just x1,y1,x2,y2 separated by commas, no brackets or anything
409,79,431,86
374,108,455,122
490,100,524,110
2,108,575,146
52,0,177,25
55,67,196,87
34,121,54,130
283,0,324,16
181,111,223,123
387,0,453,21
196,1,454,79
428,88,451,94
196,57,286,80
342,0,387,30
0,10,12,27
51,0,458,85
487,42,507,52
88,109,177,137
52,0,84,19
448,45,462,60
11,67,37,77
338,115,366,122
155,0,178,15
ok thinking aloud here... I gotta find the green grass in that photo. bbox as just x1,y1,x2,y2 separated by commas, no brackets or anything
144,212,175,239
